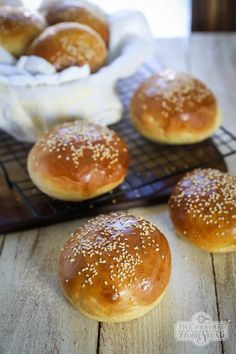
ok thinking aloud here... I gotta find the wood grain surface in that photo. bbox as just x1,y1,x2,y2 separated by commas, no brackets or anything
0,34,235,354
190,33,236,354
192,0,236,32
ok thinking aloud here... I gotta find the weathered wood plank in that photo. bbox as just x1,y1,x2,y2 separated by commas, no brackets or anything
190,33,236,354
99,38,221,354
189,33,236,175
189,34,236,133
0,220,98,354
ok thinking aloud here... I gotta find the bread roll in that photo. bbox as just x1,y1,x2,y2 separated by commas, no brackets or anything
130,70,221,144
27,22,107,72
0,6,47,57
169,168,236,252
27,121,128,201
59,212,171,322
45,0,109,45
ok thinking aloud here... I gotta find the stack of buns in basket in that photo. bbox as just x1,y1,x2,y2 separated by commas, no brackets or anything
0,1,109,71
1,0,235,323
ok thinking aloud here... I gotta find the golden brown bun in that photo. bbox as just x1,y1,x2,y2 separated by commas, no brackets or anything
130,70,221,144
0,6,47,57
27,22,107,72
169,168,236,253
27,121,128,201
59,212,171,322
45,0,109,45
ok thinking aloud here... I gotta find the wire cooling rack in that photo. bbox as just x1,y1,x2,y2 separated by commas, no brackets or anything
0,61,236,233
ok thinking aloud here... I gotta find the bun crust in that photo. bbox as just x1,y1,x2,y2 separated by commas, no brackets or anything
0,6,47,57
45,0,109,45
27,121,128,201
59,212,171,322
169,168,236,252
27,22,107,72
130,70,220,144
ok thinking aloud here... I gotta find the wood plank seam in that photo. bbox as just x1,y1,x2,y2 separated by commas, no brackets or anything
25,228,41,263
211,254,224,354
0,235,5,256
97,322,101,354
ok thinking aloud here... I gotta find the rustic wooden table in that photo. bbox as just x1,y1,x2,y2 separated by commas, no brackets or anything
0,34,236,354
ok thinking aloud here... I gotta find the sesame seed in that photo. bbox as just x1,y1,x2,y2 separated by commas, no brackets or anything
61,213,165,293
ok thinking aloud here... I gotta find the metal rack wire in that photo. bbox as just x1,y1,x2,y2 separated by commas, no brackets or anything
0,62,236,232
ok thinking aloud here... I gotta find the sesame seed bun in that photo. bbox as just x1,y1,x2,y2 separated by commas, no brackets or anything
59,212,171,322
27,22,107,72
130,70,221,144
0,6,47,57
169,168,236,253
27,121,128,201
44,0,109,45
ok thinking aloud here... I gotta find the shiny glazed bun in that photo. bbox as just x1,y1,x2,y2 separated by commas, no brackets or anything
59,212,171,322
27,121,128,201
45,0,109,45
0,6,47,57
169,168,236,252
27,22,107,72
130,70,221,144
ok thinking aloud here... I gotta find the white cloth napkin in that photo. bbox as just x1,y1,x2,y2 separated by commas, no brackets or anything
0,6,154,142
